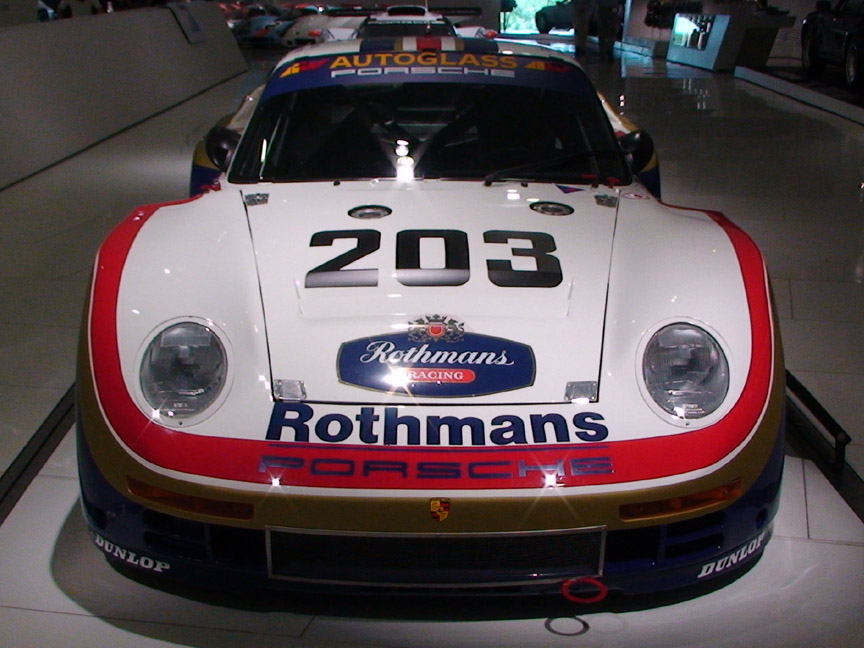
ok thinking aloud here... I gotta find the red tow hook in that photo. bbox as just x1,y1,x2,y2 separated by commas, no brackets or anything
560,577,609,604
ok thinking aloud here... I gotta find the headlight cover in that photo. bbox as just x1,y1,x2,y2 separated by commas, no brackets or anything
642,323,729,420
140,322,227,422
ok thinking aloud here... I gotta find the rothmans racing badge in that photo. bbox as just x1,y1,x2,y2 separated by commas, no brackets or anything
337,315,536,397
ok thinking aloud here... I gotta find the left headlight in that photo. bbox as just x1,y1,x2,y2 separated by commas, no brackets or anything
140,322,227,421
642,323,729,420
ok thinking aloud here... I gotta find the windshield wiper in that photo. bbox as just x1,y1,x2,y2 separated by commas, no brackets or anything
482,150,619,187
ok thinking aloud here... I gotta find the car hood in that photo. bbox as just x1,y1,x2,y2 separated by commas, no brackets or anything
243,180,619,404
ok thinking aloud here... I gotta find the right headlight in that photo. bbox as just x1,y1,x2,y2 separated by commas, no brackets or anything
642,323,729,420
140,321,227,423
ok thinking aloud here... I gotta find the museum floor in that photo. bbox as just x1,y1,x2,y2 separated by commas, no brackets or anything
1,46,863,646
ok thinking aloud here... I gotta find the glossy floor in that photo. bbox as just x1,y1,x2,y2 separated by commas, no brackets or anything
2,47,864,646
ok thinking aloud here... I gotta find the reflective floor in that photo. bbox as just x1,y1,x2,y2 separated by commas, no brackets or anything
2,46,864,646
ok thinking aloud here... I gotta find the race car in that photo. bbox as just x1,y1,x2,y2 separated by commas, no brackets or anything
78,36,784,600
535,0,576,33
231,13,296,47
325,5,494,41
281,5,492,46
280,5,363,47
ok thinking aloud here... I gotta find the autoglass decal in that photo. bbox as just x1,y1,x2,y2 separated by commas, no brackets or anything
263,49,597,101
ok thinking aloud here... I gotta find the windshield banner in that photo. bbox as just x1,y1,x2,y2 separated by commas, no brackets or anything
264,45,593,100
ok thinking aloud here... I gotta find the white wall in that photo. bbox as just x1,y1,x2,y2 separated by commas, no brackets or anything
0,1,247,190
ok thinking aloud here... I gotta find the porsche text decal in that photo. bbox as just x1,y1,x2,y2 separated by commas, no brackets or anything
258,447,614,488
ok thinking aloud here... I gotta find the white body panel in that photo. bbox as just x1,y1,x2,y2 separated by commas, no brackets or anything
114,180,752,448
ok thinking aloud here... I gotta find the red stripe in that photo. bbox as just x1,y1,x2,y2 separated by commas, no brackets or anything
89,204,775,490
416,36,442,51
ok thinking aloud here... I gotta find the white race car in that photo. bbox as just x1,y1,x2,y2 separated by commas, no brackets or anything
280,6,364,47
79,36,784,600
325,5,493,41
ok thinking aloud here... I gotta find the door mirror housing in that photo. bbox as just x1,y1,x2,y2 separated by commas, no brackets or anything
206,126,241,172
619,130,656,173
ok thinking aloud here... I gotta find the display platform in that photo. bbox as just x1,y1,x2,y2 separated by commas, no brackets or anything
667,10,797,71
0,428,862,647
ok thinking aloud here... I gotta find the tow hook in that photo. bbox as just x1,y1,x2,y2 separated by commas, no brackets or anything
560,577,609,604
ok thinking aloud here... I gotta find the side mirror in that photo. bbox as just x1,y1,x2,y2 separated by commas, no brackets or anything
619,129,655,173
205,126,241,172
815,0,831,10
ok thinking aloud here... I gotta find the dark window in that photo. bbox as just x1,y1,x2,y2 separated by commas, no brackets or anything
230,78,629,185
357,21,456,37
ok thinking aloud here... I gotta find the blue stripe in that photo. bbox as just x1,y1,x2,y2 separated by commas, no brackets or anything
461,37,499,53
359,37,398,52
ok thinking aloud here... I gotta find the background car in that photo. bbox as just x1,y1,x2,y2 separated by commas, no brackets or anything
82,37,783,601
223,1,283,31
281,6,365,47
358,5,490,38
37,0,55,21
319,5,491,41
802,0,864,88
232,12,295,47
534,0,580,33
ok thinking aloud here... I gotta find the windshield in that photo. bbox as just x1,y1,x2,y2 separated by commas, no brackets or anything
357,22,456,37
229,53,630,185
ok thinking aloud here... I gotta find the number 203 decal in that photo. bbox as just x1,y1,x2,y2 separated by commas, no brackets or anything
305,229,563,288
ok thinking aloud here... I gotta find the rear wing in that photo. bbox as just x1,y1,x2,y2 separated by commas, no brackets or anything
324,4,483,19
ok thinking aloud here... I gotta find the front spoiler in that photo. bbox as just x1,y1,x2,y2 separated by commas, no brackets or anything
77,412,785,598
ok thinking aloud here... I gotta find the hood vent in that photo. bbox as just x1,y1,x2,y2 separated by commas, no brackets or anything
530,201,574,216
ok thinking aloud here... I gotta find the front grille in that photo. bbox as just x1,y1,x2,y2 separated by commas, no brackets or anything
604,510,727,572
142,510,208,561
128,507,729,591
140,510,267,569
663,511,725,561
267,527,605,587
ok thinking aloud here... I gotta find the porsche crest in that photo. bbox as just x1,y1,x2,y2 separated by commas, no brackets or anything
430,498,451,522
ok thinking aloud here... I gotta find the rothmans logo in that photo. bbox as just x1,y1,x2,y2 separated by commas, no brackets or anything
337,315,536,397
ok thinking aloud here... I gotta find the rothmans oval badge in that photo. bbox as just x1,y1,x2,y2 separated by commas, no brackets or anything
337,315,536,397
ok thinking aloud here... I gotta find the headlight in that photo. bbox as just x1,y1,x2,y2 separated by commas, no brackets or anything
140,322,227,421
642,323,729,419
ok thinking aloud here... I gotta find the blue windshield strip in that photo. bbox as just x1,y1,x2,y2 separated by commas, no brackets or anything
264,48,594,102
